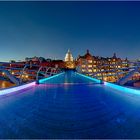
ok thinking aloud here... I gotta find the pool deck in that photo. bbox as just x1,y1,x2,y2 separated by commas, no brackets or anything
0,72,140,138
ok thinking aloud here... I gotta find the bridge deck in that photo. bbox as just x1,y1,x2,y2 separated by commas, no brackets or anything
0,71,140,138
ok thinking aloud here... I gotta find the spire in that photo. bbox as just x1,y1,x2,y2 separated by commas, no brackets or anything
87,49,89,54
113,53,116,58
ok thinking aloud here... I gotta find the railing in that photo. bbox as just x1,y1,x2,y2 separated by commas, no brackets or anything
0,63,61,86
36,66,61,83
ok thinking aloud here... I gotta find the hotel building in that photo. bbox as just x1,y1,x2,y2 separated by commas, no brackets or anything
76,50,130,82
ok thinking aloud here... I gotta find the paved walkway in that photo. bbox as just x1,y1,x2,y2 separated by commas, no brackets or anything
0,72,140,138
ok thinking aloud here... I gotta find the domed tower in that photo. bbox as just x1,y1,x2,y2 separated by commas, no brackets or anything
64,49,74,62
64,49,75,69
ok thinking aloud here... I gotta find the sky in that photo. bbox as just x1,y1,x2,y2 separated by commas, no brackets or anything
0,1,140,61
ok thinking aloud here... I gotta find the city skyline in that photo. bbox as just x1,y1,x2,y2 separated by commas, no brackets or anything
0,1,140,61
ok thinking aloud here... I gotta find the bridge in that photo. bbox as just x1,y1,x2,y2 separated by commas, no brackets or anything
0,70,140,138
0,63,60,86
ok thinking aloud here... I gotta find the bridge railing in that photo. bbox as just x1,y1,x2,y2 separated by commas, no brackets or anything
36,66,62,84
0,63,62,86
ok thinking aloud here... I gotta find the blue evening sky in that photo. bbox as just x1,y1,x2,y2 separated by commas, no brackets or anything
0,1,140,61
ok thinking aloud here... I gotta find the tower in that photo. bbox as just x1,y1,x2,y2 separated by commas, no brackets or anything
64,49,75,69
64,49,74,62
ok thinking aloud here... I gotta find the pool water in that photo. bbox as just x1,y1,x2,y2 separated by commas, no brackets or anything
0,70,140,138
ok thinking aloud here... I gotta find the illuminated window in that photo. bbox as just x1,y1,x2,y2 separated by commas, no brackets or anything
12,72,14,75
82,69,85,72
88,60,92,63
2,72,5,76
93,69,96,72
103,77,107,81
88,69,92,72
88,65,92,68
82,65,86,68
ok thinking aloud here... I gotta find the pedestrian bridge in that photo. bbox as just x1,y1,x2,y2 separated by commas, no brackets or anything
0,70,140,138
0,64,60,85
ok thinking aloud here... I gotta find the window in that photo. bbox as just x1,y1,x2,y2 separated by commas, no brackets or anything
88,69,92,72
82,69,85,72
88,65,92,68
82,65,86,68
88,60,92,63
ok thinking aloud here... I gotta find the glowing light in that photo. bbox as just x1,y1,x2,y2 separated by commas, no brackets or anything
88,69,92,72
25,75,29,78
0,72,64,96
88,65,92,68
82,65,86,68
39,72,64,83
104,82,140,95
2,72,5,76
0,82,36,96
77,72,140,95
76,72,101,83
88,60,92,63
12,72,14,75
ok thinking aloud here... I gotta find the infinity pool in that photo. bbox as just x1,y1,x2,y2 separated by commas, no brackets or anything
0,70,140,138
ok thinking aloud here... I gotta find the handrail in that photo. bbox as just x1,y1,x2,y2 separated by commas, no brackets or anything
36,66,62,84
36,66,43,83
19,64,29,84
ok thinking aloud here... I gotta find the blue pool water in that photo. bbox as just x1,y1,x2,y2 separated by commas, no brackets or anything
0,70,140,138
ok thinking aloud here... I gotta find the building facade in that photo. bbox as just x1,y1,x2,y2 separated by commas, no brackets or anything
76,50,129,82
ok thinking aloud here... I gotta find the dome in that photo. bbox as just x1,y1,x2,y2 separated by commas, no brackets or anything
64,49,74,62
